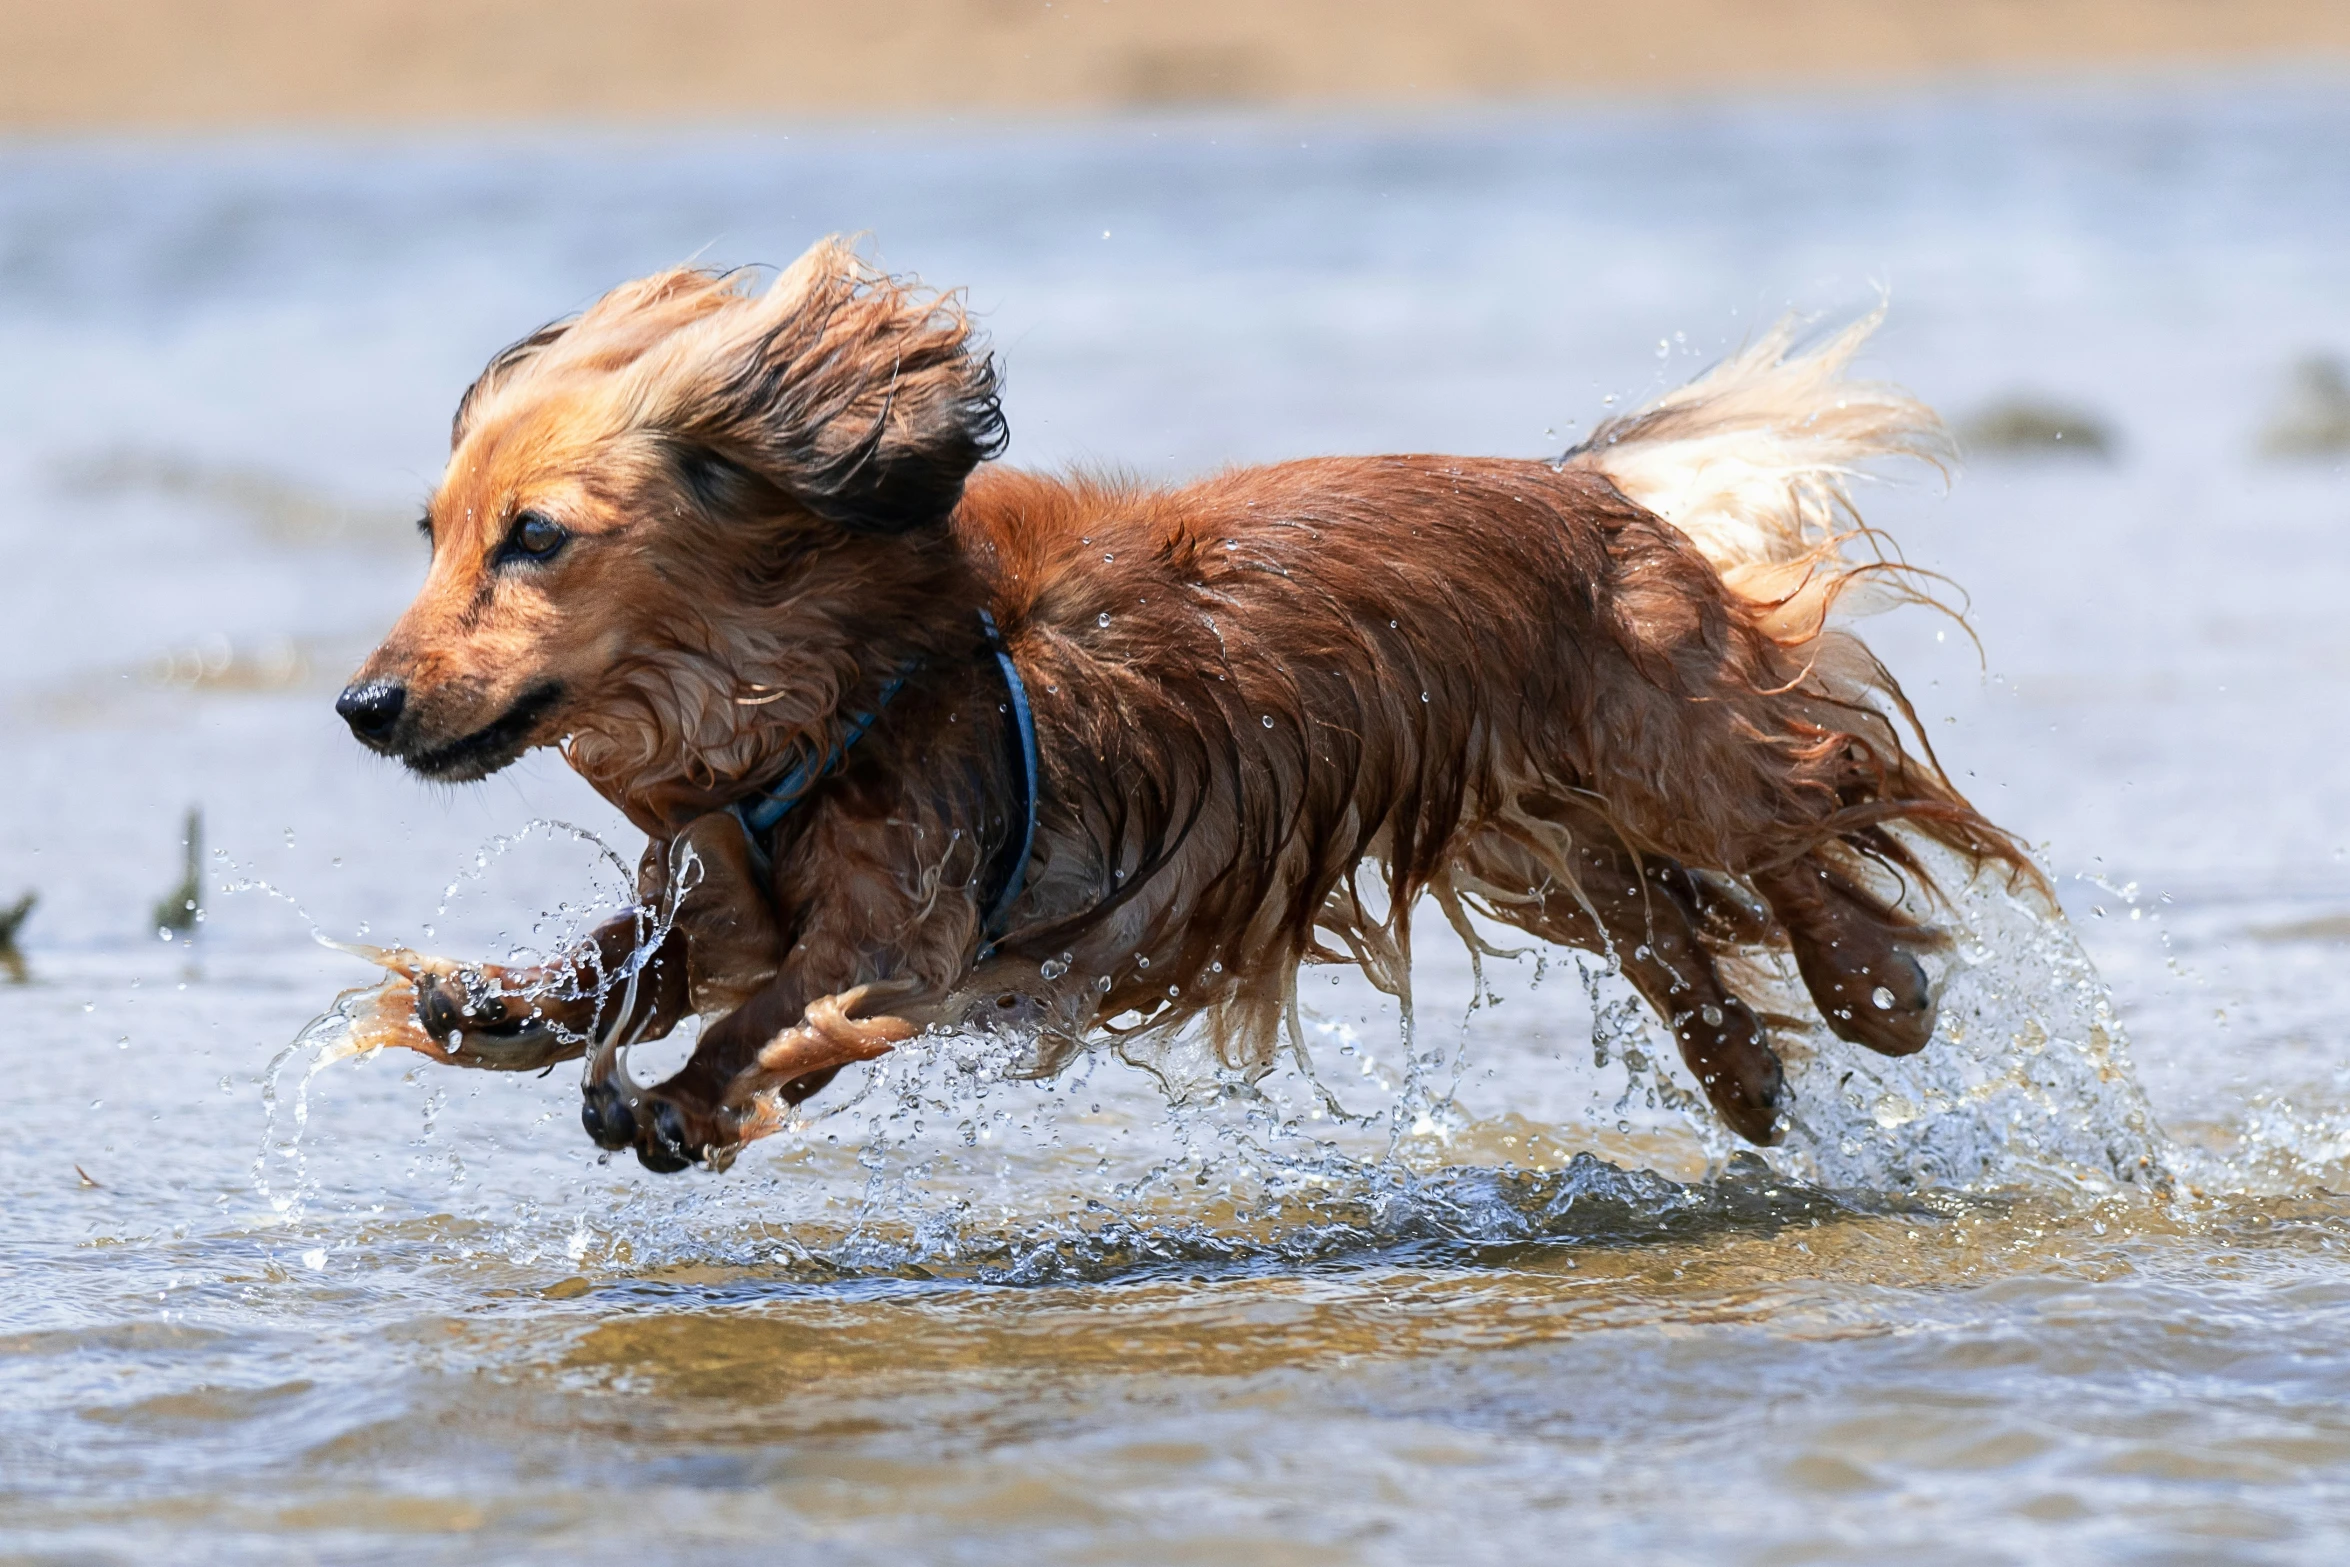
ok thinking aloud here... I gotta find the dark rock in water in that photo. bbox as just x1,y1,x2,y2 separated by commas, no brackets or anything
152,807,202,935
1957,396,2117,458
0,890,32,983
2258,355,2350,458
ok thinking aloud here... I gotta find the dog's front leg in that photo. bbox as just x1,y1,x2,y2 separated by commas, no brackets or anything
581,973,926,1173
582,798,979,1172
394,914,692,1072
392,813,766,1075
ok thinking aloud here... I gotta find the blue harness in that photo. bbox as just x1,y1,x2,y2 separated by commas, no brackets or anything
727,609,1038,947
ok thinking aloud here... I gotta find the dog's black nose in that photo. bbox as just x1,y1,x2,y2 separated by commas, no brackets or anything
335,679,406,741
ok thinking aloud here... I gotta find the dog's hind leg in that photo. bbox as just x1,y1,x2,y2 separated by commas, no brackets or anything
1453,825,1785,1145
1750,856,1940,1058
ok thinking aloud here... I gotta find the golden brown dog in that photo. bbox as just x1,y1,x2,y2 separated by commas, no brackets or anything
337,238,2027,1172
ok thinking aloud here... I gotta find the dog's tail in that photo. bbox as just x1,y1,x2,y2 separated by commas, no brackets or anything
1566,310,2041,894
1565,307,1951,644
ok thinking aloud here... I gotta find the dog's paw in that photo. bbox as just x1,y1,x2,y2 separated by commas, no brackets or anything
1813,944,1937,1059
411,965,584,1072
1673,996,1786,1146
579,1076,748,1174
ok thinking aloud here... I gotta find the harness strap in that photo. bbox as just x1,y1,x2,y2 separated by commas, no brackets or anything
976,608,1039,954
731,671,911,838
727,610,1039,950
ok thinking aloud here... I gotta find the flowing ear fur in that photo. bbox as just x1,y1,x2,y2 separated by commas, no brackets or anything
452,267,745,447
628,238,1007,533
451,240,1007,534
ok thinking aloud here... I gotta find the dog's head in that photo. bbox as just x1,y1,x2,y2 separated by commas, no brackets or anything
339,239,1005,798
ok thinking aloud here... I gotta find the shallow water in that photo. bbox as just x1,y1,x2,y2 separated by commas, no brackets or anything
8,77,2350,1563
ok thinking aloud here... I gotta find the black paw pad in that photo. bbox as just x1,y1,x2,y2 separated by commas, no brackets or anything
635,1100,694,1174
580,1080,637,1150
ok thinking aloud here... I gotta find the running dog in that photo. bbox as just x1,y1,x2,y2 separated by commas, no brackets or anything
336,239,2028,1172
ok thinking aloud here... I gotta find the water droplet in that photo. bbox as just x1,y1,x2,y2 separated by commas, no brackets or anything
1136,955,1150,969
1096,612,1111,628
1261,715,1275,728
1210,960,1224,973
1700,1003,1724,1027
1419,691,1430,703
1039,957,1069,981
1871,985,1896,1010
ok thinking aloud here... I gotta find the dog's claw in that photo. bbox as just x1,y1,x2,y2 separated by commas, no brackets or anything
1845,945,1937,1057
580,1078,639,1150
636,1101,696,1173
575,987,914,1175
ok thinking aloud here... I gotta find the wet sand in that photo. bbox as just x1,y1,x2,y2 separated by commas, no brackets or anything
1,0,2347,126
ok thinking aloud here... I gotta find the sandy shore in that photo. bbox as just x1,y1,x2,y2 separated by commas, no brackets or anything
2,0,2346,127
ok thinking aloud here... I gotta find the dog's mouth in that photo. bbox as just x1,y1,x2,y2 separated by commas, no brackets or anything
402,681,566,782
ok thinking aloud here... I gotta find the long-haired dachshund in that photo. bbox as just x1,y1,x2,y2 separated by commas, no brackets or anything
336,239,2028,1173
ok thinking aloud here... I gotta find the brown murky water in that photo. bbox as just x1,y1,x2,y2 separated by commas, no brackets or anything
8,81,2350,1563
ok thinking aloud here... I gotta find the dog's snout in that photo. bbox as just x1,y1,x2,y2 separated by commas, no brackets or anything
336,679,407,742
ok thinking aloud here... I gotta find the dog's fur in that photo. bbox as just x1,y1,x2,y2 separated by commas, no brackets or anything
342,239,2030,1172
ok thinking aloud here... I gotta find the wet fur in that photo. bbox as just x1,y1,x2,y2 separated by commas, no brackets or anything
346,239,2032,1170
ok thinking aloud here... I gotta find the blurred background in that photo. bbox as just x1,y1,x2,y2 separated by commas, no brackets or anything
3,0,2348,123
7,6,2350,1564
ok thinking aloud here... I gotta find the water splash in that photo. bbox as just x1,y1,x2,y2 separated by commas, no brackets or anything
1764,849,2171,1193
260,813,2180,1278
252,984,386,1223
250,821,680,1217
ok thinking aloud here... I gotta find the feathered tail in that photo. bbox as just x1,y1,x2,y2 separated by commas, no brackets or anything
1568,309,2036,892
1567,308,1953,643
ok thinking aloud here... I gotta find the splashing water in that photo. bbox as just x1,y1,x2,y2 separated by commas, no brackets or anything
250,820,694,1222
253,995,378,1224
1763,845,2171,1194
259,816,2180,1265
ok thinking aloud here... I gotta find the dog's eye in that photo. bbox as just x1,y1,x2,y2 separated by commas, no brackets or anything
499,511,568,565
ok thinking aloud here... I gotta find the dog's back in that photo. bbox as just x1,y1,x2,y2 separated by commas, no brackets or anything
949,329,2024,1126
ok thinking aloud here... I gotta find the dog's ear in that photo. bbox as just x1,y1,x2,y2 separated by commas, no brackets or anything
643,239,1008,534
